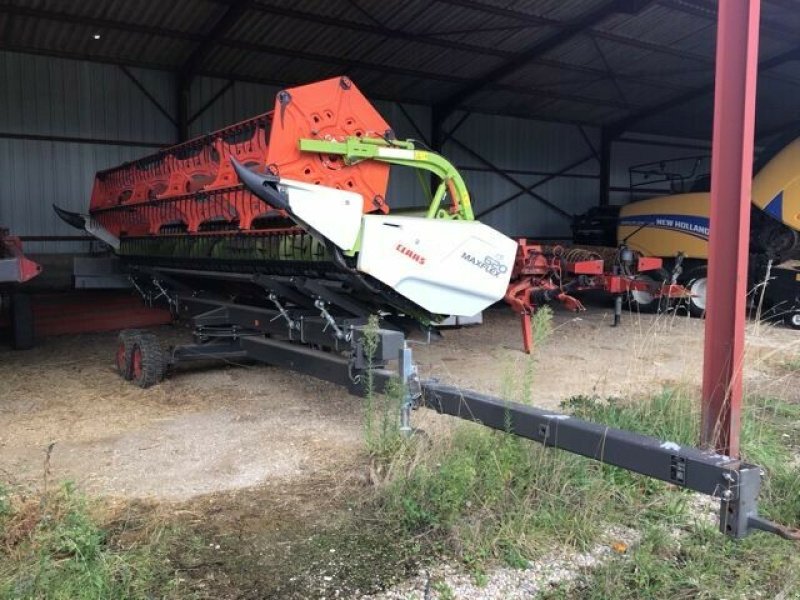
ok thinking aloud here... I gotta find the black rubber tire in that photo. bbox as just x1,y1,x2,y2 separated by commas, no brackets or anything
10,293,34,350
684,266,708,319
129,332,167,389
626,268,671,314
785,311,800,330
115,329,141,381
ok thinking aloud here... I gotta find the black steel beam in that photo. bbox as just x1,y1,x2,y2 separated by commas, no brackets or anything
419,379,800,539
396,103,431,147
658,0,798,42
420,380,745,496
456,165,598,179
240,336,396,396
187,79,236,127
599,128,613,206
119,65,177,127
609,43,800,136
178,0,250,80
435,0,800,89
434,0,652,117
245,3,688,94
177,74,190,142
0,6,643,114
0,131,169,148
446,135,574,221
474,153,595,219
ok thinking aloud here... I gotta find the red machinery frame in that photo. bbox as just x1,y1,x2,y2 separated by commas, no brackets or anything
0,229,41,284
505,240,686,353
88,77,392,239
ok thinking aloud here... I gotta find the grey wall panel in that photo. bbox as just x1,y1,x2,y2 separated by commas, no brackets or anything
0,52,176,142
441,112,601,237
0,51,173,253
0,138,149,253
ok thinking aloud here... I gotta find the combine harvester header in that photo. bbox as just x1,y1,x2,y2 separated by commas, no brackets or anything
57,76,515,325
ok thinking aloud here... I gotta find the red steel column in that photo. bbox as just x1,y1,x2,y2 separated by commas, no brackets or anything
701,0,761,457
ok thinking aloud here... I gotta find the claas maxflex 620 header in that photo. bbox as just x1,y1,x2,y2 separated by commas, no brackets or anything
57,76,678,355
57,77,515,329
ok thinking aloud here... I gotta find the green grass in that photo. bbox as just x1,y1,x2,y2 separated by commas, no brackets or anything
0,482,178,600
368,381,800,598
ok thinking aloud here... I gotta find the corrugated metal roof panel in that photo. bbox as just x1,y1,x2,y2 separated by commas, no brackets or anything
4,0,800,137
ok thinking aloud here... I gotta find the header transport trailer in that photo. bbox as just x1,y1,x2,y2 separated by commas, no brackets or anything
55,77,794,541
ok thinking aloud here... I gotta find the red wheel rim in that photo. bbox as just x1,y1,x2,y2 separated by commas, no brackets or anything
132,346,143,379
116,343,126,371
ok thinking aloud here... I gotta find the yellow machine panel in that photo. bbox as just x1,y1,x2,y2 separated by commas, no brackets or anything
751,137,800,231
618,193,710,259
618,136,800,260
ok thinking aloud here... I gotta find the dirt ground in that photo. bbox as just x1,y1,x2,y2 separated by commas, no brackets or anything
1,306,798,502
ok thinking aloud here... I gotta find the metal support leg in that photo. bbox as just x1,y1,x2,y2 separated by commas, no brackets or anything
613,294,623,326
399,343,416,436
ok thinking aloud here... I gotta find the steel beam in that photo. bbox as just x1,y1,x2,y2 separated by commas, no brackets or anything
609,40,800,137
119,66,177,127
473,151,595,220
0,131,168,148
435,0,800,90
417,380,798,539
177,74,190,142
599,128,613,206
187,79,235,127
701,0,761,457
434,0,652,118
179,0,249,82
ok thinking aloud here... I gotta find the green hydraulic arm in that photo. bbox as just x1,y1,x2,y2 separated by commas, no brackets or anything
298,137,475,221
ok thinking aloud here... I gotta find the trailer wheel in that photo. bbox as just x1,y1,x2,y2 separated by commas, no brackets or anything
129,332,167,388
684,266,708,319
627,268,670,313
115,329,141,380
785,311,800,330
10,293,34,350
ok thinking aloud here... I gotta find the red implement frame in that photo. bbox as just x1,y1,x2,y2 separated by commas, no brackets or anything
701,1,761,458
505,240,687,353
0,229,41,284
88,77,392,239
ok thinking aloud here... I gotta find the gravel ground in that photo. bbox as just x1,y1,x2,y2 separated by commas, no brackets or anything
364,526,640,600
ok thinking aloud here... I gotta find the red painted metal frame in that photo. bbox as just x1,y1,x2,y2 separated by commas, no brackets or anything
0,229,41,283
504,240,687,353
701,1,761,458
88,77,392,239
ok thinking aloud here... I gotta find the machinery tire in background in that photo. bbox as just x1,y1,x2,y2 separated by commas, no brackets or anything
626,268,671,313
684,266,708,319
128,331,167,388
785,311,800,330
10,293,34,350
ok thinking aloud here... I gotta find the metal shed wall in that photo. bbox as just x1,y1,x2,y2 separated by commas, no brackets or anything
0,51,175,253
440,112,601,238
